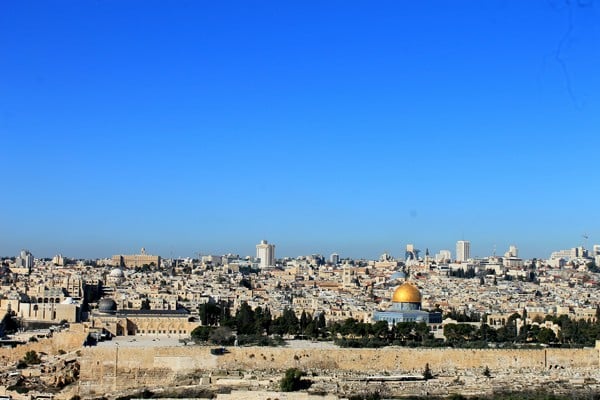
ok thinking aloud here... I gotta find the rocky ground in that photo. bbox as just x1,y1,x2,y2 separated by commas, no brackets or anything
0,352,79,400
3,338,600,400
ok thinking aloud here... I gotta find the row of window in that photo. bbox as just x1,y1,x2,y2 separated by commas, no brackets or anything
138,329,187,334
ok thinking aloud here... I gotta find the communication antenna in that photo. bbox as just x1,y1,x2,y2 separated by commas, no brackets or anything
582,233,589,249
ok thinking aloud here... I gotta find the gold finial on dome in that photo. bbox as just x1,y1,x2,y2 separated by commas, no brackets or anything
392,282,422,303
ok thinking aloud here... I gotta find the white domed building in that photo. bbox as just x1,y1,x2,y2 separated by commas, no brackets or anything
107,267,125,285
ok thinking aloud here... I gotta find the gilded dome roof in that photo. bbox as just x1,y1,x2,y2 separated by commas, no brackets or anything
392,282,422,303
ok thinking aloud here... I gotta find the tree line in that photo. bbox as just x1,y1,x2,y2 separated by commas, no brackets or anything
192,301,327,346
193,302,600,348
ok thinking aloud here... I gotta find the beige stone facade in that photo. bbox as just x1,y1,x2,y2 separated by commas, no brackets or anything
88,311,199,337
112,254,161,268
0,299,80,323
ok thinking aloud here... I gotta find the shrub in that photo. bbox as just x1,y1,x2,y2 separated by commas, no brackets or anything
483,366,491,377
23,350,41,365
280,368,311,392
423,363,433,380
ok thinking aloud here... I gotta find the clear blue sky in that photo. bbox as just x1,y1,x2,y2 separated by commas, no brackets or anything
1,1,599,260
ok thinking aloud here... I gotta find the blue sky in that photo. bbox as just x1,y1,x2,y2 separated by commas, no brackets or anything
1,1,599,260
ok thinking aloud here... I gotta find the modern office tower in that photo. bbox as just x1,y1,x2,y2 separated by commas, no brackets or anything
15,249,34,269
405,244,420,261
456,240,471,262
505,245,518,258
52,254,66,266
594,245,600,256
330,253,340,265
435,250,452,263
256,240,275,268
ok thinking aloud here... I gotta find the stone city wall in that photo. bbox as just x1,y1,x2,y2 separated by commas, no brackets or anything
78,346,600,396
0,328,88,364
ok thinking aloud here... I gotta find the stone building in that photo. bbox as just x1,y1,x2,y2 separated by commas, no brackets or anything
89,298,199,337
112,248,161,268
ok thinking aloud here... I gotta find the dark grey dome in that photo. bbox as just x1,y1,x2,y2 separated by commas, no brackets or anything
98,298,117,313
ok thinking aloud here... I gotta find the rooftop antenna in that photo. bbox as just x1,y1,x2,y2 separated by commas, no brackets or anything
582,233,589,249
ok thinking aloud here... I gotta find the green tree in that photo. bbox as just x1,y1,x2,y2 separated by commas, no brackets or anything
300,310,310,335
537,327,557,344
1,312,19,335
23,350,41,365
199,303,222,326
395,322,416,342
254,306,272,335
305,319,319,338
443,323,476,344
413,322,431,342
235,302,256,335
209,326,234,345
317,313,327,337
273,307,299,335
372,321,389,339
190,326,212,342
477,323,497,342
423,363,433,380
280,368,310,392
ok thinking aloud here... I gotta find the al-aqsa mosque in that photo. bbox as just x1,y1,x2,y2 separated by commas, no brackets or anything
373,281,442,325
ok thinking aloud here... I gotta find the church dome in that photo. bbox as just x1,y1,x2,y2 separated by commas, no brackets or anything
392,282,422,303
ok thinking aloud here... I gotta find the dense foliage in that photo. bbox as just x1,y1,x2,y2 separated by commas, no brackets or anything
331,319,439,348
196,301,600,349
198,301,327,339
22,350,41,365
194,301,326,346
0,312,19,335
280,368,311,392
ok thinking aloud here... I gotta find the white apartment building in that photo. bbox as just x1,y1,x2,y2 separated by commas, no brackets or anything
256,240,275,268
456,240,470,262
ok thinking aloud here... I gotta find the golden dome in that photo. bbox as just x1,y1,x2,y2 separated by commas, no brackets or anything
392,282,422,303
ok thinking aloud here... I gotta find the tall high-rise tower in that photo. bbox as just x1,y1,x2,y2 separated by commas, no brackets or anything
16,249,34,270
256,240,275,268
330,253,340,265
456,240,471,262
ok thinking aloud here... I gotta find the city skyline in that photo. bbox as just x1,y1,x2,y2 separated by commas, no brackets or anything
1,1,599,260
1,238,597,263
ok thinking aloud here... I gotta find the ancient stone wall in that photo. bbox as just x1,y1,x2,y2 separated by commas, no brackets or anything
0,328,88,364
77,345,600,397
